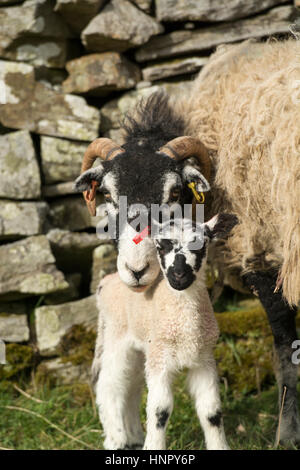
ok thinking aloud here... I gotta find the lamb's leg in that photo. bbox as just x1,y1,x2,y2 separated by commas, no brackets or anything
143,364,174,450
244,271,300,446
96,342,142,450
187,350,229,450
91,315,104,389
123,350,145,449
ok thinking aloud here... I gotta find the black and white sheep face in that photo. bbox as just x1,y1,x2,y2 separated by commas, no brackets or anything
154,214,238,291
75,151,210,289
75,153,209,213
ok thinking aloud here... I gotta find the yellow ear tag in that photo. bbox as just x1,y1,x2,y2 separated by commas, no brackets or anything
188,182,205,203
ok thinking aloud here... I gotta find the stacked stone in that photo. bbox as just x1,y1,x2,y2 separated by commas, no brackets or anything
0,0,299,385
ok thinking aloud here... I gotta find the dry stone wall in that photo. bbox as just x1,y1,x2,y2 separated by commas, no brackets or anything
0,0,299,386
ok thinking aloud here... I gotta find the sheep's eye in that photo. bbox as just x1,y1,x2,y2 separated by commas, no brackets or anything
169,187,181,202
103,191,112,202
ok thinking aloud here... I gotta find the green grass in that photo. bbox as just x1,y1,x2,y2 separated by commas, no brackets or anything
1,377,299,450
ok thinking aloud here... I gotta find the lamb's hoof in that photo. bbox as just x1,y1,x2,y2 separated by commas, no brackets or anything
221,444,231,450
125,442,144,450
104,436,128,450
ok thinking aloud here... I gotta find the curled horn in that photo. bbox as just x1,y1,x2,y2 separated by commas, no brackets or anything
159,136,211,182
81,138,125,216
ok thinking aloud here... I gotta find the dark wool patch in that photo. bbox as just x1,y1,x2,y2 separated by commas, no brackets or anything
211,213,239,240
112,150,181,208
208,410,222,427
157,239,173,269
156,409,169,429
123,92,185,150
243,271,298,347
118,93,194,207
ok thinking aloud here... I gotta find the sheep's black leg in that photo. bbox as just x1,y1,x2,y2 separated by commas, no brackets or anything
244,271,300,445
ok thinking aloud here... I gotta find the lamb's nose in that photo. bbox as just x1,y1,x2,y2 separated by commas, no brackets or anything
174,271,185,280
130,264,149,281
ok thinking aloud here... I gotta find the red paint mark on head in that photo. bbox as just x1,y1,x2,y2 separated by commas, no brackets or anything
133,226,150,245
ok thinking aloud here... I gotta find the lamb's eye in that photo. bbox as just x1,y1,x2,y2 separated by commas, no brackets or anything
158,247,167,257
169,187,181,202
103,191,112,202
157,240,172,255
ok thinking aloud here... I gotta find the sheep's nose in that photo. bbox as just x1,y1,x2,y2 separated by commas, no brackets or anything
129,264,149,281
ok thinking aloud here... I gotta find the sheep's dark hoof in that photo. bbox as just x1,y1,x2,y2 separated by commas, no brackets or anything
276,422,300,449
276,439,300,450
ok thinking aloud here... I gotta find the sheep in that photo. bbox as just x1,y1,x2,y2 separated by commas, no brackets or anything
74,93,211,292
172,38,300,307
76,38,300,444
92,213,237,450
171,38,300,445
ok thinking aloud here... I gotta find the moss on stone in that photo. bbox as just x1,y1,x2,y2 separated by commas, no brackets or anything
216,307,271,337
216,306,300,338
215,335,274,396
35,363,58,388
214,307,300,395
59,324,96,366
0,343,34,380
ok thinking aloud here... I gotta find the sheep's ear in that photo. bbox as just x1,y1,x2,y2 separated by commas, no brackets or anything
205,213,238,241
182,162,210,192
74,164,104,192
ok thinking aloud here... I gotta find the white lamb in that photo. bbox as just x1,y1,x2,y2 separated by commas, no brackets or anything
92,213,237,450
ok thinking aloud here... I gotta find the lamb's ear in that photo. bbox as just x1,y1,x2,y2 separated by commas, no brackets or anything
153,238,161,249
182,159,210,192
205,213,238,241
74,164,104,192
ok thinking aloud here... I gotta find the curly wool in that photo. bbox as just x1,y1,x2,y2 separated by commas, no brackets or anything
173,39,300,305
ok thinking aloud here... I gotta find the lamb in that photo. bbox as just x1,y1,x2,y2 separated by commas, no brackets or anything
92,213,237,450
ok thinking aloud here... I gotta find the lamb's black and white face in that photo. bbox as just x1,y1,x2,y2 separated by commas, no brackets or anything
154,214,238,291
75,150,210,290
154,219,208,291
